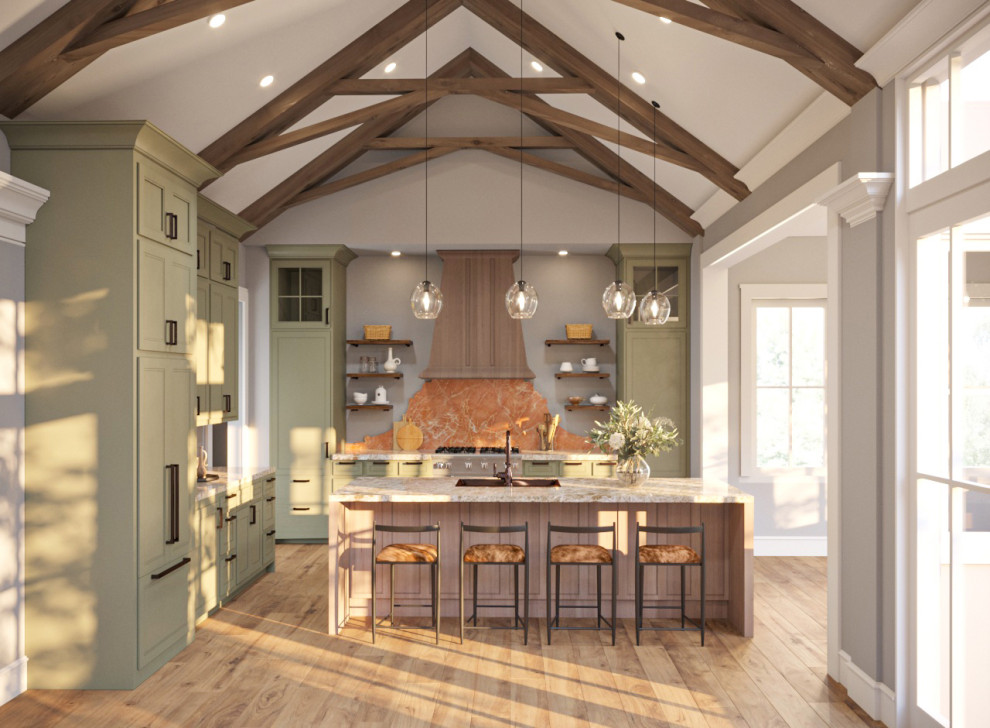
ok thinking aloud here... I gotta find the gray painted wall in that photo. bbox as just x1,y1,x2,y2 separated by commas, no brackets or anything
706,88,893,685
727,236,828,542
0,233,24,705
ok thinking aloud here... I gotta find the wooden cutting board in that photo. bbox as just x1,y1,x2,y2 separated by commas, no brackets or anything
394,416,424,451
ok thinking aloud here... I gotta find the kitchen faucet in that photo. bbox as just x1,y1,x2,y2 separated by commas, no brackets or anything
494,429,514,487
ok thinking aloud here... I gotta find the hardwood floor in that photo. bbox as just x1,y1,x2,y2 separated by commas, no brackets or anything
0,546,878,727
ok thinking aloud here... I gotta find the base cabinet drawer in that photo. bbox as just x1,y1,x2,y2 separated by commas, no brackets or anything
276,502,328,540
560,460,593,478
362,460,398,477
522,460,559,477
592,461,617,478
263,527,276,565
220,551,238,600
138,556,193,670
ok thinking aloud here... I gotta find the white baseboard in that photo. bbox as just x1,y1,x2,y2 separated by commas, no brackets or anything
0,656,27,708
754,536,827,557
838,650,896,726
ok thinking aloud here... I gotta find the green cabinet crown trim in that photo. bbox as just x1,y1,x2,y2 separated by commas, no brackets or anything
197,195,256,240
266,244,357,266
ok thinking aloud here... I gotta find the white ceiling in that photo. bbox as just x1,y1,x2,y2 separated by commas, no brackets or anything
0,0,921,253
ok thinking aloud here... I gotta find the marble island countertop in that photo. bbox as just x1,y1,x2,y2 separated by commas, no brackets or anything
332,450,615,462
195,465,276,502
330,476,751,504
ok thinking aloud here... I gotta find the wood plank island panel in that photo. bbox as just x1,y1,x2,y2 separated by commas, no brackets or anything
329,477,753,637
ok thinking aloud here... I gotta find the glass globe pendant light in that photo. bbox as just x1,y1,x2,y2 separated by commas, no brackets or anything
602,32,635,320
411,0,443,320
638,100,670,325
505,0,538,319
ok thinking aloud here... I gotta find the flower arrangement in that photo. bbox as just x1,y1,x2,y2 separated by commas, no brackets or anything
589,400,680,461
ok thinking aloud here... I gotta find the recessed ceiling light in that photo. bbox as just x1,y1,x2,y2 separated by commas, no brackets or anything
208,14,226,29
259,75,274,88
391,250,402,257
659,16,672,24
631,71,646,85
384,62,397,74
531,60,543,73
558,250,568,256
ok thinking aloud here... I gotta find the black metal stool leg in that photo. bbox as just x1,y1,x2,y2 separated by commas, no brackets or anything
680,564,686,628
459,560,465,644
546,557,552,644
372,561,377,644
596,564,603,628
611,559,616,646
523,560,529,645
472,564,479,626
635,562,641,645
554,565,561,626
390,565,396,627
514,564,520,628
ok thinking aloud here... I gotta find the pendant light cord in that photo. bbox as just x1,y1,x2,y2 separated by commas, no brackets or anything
652,100,658,291
616,32,622,259
424,0,429,283
519,0,524,282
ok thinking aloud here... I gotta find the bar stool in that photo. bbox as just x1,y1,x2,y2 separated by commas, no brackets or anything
371,522,440,644
635,523,705,646
459,522,529,644
546,523,617,646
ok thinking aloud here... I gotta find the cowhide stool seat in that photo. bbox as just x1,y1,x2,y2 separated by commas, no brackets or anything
635,523,706,645
459,522,529,644
546,523,617,646
372,522,440,644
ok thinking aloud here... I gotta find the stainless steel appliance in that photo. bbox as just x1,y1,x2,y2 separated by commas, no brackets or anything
431,446,521,477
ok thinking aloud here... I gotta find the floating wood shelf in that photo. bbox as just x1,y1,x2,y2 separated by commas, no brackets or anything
565,404,610,411
346,404,393,411
346,372,402,379
545,339,609,347
347,339,413,347
555,372,609,379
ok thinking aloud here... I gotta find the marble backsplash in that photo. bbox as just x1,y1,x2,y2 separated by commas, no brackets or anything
347,379,595,453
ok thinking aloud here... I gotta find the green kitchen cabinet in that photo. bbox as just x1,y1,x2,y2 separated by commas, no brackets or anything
559,460,594,478
195,276,210,425
263,477,277,564
195,497,221,622
269,245,354,541
2,120,218,689
608,243,692,477
209,227,239,286
209,282,239,421
235,498,265,584
521,460,560,477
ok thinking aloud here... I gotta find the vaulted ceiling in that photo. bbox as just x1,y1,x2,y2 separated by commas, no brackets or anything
0,0,919,250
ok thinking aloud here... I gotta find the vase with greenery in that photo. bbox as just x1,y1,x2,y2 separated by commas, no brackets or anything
589,400,680,486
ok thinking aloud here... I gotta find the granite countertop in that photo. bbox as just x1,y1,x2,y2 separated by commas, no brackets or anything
195,465,276,502
331,450,615,462
330,476,752,504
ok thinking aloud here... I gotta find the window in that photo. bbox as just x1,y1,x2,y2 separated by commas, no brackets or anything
740,284,827,477
909,25,990,187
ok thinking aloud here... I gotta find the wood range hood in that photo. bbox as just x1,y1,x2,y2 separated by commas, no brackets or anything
420,250,534,380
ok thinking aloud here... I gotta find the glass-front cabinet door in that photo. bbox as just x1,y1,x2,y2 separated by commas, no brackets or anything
617,250,690,329
271,260,331,328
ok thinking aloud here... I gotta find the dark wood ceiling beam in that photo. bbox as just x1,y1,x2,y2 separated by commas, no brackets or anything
462,0,748,201
366,136,575,150
199,0,462,172
466,49,702,237
477,89,705,173
238,49,472,232
608,0,819,63
60,0,255,60
328,77,594,94
287,148,458,207
484,146,648,203
699,0,876,104
227,89,449,167
0,0,135,117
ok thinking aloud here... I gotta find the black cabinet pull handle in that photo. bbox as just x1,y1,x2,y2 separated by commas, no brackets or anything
223,394,231,413
325,442,330,459
164,320,178,346
226,514,237,522
151,556,191,580
165,212,178,240
292,479,309,483
223,261,231,281
196,396,201,416
266,529,276,537
225,554,237,563
325,307,329,325
165,464,179,544
250,505,257,525
216,507,223,531
266,478,276,483
266,496,276,502
226,493,237,499
291,507,311,512
197,249,201,270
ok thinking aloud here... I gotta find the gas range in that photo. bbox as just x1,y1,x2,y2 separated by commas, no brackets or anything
432,446,521,477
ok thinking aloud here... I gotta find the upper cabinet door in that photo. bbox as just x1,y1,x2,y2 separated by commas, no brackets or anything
623,255,690,330
270,261,331,329
136,158,196,255
138,238,195,354
196,226,209,278
209,229,238,287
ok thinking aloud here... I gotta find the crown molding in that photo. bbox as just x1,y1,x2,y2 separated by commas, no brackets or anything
817,173,893,227
0,170,49,247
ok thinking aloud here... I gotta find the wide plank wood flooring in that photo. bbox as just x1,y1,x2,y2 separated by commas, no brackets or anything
0,545,877,727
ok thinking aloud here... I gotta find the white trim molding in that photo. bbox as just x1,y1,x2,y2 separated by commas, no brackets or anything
838,651,897,727
0,169,49,247
754,537,827,557
817,174,894,228
0,656,27,708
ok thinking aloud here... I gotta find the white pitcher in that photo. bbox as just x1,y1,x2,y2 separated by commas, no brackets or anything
383,347,401,372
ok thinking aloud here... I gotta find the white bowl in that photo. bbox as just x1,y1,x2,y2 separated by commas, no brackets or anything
589,395,608,406
353,392,368,405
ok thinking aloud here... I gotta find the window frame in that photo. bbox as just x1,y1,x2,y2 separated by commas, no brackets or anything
739,283,828,479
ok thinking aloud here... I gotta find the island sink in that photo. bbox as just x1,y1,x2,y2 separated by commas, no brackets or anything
455,477,560,488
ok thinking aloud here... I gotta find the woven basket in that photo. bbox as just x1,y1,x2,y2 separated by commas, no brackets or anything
363,324,391,340
565,324,593,340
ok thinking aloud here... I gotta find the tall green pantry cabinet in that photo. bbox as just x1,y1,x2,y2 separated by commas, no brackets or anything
2,122,219,689
608,243,692,477
268,245,354,540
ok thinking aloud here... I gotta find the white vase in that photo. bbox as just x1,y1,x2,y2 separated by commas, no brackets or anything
616,454,650,487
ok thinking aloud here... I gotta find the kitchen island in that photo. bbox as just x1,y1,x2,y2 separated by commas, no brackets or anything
329,477,753,637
